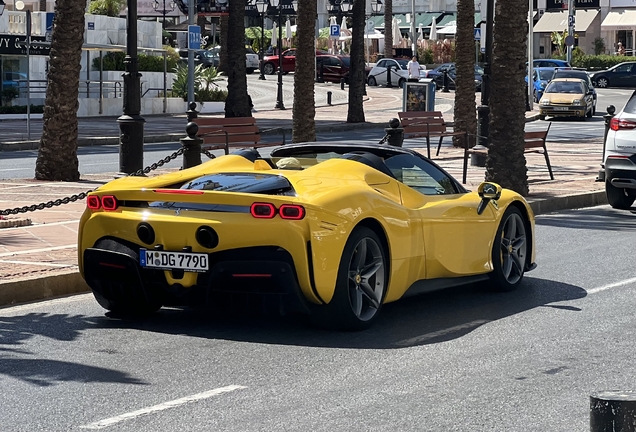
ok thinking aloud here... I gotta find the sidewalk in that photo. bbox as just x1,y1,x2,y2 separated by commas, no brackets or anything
0,88,606,307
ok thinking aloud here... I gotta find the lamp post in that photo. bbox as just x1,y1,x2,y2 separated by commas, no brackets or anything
118,0,145,174
270,0,298,110
256,0,268,81
369,0,383,64
476,0,494,149
153,0,175,43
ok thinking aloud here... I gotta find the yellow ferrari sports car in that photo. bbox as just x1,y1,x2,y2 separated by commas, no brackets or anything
78,142,536,330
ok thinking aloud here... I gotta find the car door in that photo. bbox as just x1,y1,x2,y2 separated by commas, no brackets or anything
323,56,343,83
384,154,499,279
374,59,388,85
611,63,634,87
282,49,297,72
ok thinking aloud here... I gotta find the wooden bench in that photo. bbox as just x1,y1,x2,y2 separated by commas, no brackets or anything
462,123,553,184
398,111,467,159
192,116,286,155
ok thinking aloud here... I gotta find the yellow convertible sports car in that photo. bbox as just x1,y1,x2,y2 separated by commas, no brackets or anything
78,143,536,330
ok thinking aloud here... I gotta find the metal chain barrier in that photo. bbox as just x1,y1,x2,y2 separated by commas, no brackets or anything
201,148,217,160
0,147,185,217
378,134,390,145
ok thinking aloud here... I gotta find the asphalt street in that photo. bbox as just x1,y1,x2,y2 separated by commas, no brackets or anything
0,205,635,431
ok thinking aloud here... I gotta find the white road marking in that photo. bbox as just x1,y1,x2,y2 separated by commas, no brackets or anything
80,385,247,430
587,277,636,295
394,319,490,347
0,244,76,257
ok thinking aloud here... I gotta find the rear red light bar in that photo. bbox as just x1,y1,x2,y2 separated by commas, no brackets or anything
610,117,636,131
249,203,305,220
86,195,119,211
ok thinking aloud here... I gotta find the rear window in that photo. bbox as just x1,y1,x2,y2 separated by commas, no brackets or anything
182,173,295,195
341,57,350,67
623,91,636,114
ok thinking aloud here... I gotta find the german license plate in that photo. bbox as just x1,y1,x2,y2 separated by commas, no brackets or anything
554,107,568,111
140,249,209,272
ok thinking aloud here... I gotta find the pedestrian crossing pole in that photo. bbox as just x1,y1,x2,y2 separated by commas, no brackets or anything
566,0,575,65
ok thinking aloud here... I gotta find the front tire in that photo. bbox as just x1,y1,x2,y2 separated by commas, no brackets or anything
368,76,377,86
606,180,636,209
314,227,388,331
262,62,276,75
246,68,255,74
488,207,528,292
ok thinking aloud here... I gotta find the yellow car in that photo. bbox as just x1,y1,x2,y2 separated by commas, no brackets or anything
78,143,536,330
539,77,594,120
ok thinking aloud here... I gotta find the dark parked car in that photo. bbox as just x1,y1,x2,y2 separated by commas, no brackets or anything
178,49,219,68
426,63,483,91
316,55,373,83
2,71,27,88
590,62,636,89
551,68,597,114
261,49,329,75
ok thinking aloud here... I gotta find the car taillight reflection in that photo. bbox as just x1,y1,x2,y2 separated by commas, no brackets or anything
87,195,119,211
610,117,636,131
249,203,305,220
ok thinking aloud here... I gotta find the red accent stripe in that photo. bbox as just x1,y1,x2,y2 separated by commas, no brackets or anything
232,274,272,278
99,262,126,269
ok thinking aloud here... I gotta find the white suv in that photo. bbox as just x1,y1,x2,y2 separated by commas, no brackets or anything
601,91,636,209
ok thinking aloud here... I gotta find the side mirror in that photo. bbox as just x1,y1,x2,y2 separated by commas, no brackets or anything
477,182,502,215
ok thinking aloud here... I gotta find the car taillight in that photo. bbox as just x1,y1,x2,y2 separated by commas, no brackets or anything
87,195,101,210
610,117,636,131
279,204,305,220
87,195,118,211
250,203,276,219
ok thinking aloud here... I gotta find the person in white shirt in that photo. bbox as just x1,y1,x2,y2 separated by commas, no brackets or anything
407,56,420,81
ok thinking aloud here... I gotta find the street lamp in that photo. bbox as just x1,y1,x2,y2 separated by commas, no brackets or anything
256,0,268,81
371,0,382,14
153,0,175,32
270,0,298,110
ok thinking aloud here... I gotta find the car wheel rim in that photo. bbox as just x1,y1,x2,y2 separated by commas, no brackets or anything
369,77,376,86
347,237,385,322
499,213,526,285
264,64,273,74
598,78,607,88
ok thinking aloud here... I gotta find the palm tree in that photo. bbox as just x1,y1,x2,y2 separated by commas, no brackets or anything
347,0,365,123
453,0,476,149
224,0,251,117
383,0,392,60
34,0,86,181
292,0,317,142
485,0,529,196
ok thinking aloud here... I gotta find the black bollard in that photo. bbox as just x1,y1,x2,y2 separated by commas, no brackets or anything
384,118,404,147
316,64,324,83
327,91,332,105
181,122,202,169
186,101,198,122
340,78,346,90
525,83,531,111
442,70,450,93
386,65,393,88
591,391,636,432
598,105,616,182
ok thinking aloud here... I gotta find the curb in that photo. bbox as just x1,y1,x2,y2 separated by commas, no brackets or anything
0,270,89,308
0,121,388,152
0,189,608,308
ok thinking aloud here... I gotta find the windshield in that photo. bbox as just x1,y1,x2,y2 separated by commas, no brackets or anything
396,59,409,70
545,81,584,94
340,57,351,67
200,51,217,58
475,65,484,75
537,70,554,80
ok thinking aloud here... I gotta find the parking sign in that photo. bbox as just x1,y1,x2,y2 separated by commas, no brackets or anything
188,25,201,50
330,24,340,38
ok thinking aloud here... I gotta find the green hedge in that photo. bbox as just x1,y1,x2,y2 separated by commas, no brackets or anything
0,105,44,114
92,52,179,72
572,54,636,70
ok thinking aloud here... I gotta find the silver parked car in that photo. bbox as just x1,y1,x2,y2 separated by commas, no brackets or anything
367,58,427,88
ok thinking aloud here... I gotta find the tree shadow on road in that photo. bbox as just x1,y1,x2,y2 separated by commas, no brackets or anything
535,207,636,231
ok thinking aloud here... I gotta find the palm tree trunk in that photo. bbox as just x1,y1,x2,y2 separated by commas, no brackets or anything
219,15,229,73
485,0,529,196
383,0,393,59
224,0,251,118
292,0,316,143
347,0,366,123
453,0,476,148
34,0,85,181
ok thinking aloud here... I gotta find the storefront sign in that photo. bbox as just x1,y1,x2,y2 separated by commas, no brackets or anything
245,0,296,17
546,0,600,9
610,0,636,7
0,34,50,56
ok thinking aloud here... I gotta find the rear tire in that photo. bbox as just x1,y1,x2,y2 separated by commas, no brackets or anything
263,62,276,75
596,76,609,88
488,207,528,292
246,68,255,74
606,180,636,209
398,78,406,89
312,226,388,331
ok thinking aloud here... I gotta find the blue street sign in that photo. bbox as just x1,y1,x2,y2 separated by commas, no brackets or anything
188,25,201,50
568,15,575,26
330,24,340,38
474,28,481,40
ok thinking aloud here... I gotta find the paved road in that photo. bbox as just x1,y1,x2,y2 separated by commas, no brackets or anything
0,205,635,431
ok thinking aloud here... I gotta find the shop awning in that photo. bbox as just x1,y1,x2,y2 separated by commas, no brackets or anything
374,12,442,29
533,9,598,33
601,10,636,28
